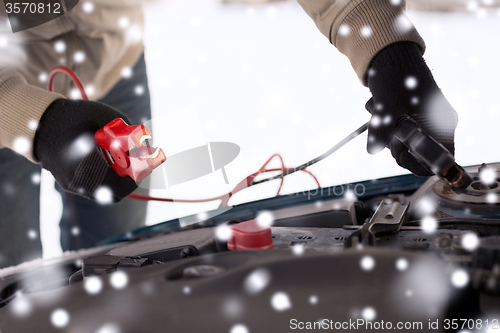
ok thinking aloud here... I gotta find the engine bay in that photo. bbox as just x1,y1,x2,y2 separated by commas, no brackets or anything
1,163,499,332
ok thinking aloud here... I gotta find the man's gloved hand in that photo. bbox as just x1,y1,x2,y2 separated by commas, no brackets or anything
365,41,458,176
34,99,138,202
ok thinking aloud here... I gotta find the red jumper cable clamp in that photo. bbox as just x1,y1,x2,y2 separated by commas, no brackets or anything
95,118,166,182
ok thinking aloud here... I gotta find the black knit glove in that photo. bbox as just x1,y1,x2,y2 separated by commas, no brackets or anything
34,99,138,202
365,42,458,176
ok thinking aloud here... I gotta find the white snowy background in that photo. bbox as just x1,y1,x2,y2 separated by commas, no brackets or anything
40,0,500,258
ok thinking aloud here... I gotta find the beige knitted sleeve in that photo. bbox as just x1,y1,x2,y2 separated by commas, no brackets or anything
0,69,64,162
297,0,426,85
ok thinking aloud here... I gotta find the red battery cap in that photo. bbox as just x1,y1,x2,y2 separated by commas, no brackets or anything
227,220,273,250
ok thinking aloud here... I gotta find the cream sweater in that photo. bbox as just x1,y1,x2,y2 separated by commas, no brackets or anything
0,0,425,162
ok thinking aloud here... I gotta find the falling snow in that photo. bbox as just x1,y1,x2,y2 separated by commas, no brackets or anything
461,232,479,251
360,26,372,38
370,115,381,127
74,51,86,63
96,323,121,333
54,41,66,53
10,293,32,317
394,14,414,33
360,256,375,271
110,271,128,289
183,286,191,294
121,67,133,79
451,269,469,288
82,2,94,13
70,88,82,100
396,258,409,271
0,36,8,48
421,216,437,233
135,85,145,95
215,225,233,241
68,134,95,160
31,173,41,185
95,186,113,204
361,307,376,321
84,276,103,295
479,167,497,185
230,324,249,333
38,72,48,83
271,292,292,312
338,24,350,36
13,137,30,154
256,211,274,227
486,193,497,204
291,243,305,255
27,229,37,240
309,295,318,305
119,17,130,28
244,268,271,294
405,76,418,89
50,309,70,328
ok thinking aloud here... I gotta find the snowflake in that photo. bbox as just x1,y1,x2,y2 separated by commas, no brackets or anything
362,307,376,321
82,2,94,13
451,269,469,288
134,85,145,96
405,76,418,90
461,233,479,251
74,51,86,63
396,258,408,271
27,229,37,240
110,271,128,289
70,88,81,99
360,256,375,271
28,119,38,130
360,26,372,38
479,167,497,185
271,292,292,311
230,324,249,333
121,67,132,79
13,137,30,154
71,227,80,236
394,14,413,33
10,293,32,317
38,72,48,83
118,17,130,29
51,309,70,328
291,243,305,256
382,115,392,125
95,323,120,333
309,295,318,305
390,0,402,5
84,276,103,294
85,85,95,97
215,225,232,241
256,211,274,227
54,41,66,53
68,134,94,160
486,193,497,204
31,173,41,185
370,115,381,128
338,24,351,36
95,186,113,204
244,268,271,294
421,216,437,233
0,36,8,48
